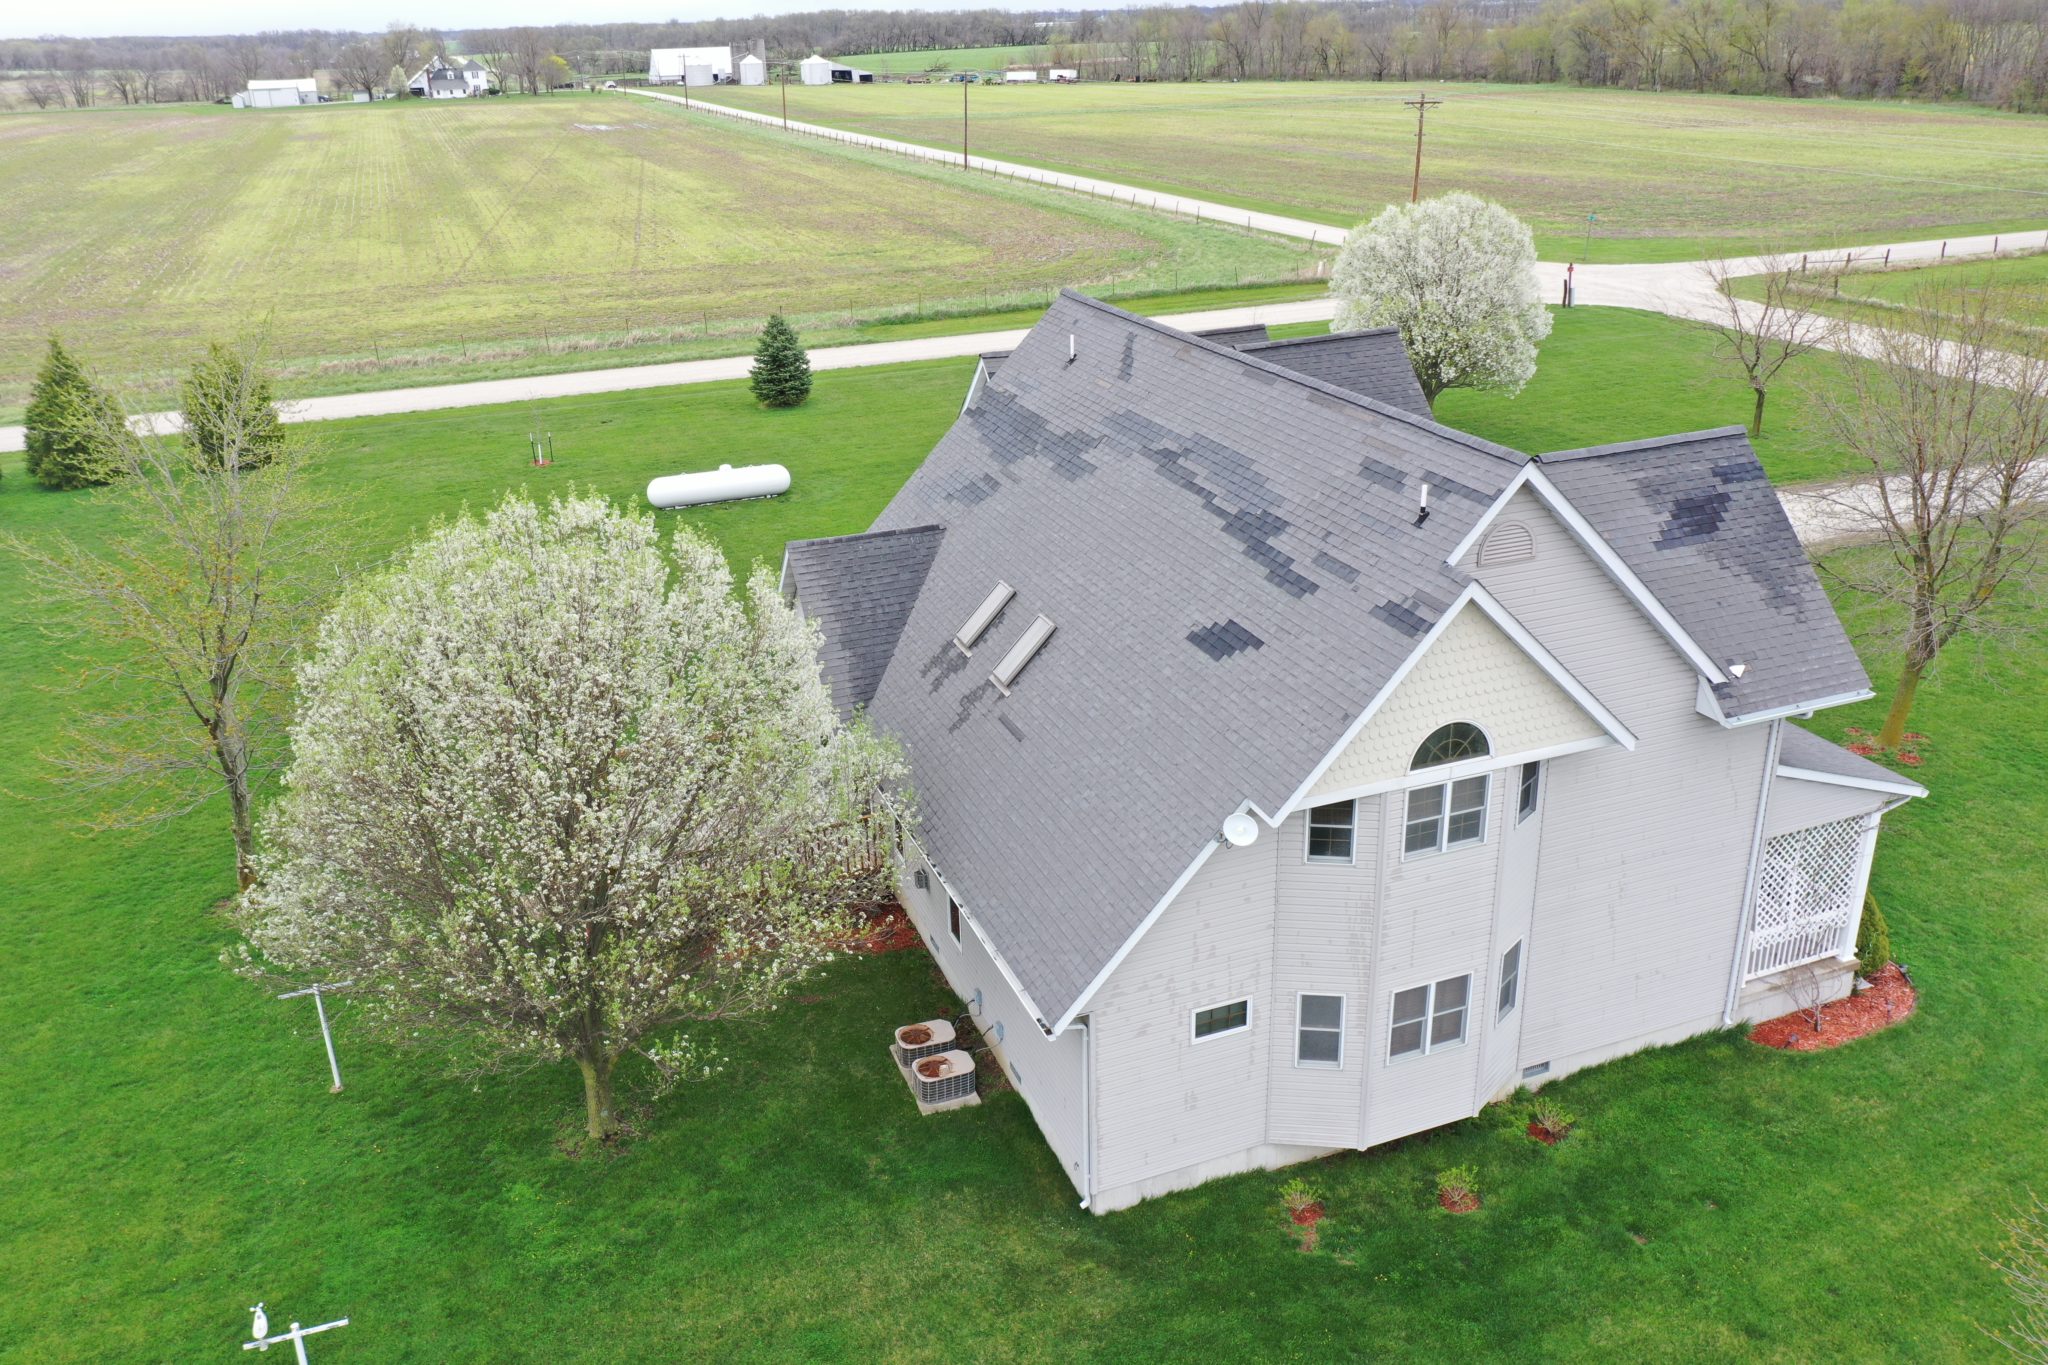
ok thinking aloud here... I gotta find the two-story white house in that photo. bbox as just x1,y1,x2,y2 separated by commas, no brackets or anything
782,292,1924,1213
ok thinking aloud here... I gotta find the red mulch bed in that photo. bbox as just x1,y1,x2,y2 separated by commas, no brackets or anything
1526,1121,1562,1146
1289,1203,1325,1227
840,903,921,954
1439,1190,1480,1214
1750,964,1917,1051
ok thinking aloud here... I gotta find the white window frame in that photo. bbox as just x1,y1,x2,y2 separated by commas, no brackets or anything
1294,992,1346,1069
1402,774,1490,859
1497,941,1522,1019
1304,799,1357,864
948,897,962,946
1517,760,1541,823
1386,974,1473,1062
1189,996,1253,1044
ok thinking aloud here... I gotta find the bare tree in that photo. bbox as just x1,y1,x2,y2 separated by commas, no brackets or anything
1699,254,1839,437
3,344,347,891
334,41,384,98
1809,283,2048,748
1785,962,1828,1034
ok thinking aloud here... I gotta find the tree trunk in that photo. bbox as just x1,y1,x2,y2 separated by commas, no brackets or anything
1876,655,1924,750
576,1052,621,1142
1749,385,1767,438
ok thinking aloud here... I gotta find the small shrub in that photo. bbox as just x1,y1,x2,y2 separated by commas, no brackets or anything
748,313,813,408
1436,1165,1481,1213
1530,1103,1576,1143
1855,891,1894,979
1278,1176,1325,1251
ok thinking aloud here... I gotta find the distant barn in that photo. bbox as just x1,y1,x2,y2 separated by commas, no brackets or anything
236,78,319,108
649,47,734,87
799,54,875,85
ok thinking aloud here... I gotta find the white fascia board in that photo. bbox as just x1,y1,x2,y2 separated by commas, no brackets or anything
1309,734,1618,805
1776,765,1927,800
777,545,795,597
1051,806,1242,1034
1452,463,1728,687
1708,687,1877,729
904,832,1059,1034
1270,583,1636,824
961,361,987,414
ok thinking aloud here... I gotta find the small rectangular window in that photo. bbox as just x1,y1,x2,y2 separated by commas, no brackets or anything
1498,941,1522,1018
948,898,961,944
1403,784,1444,855
1446,776,1488,847
954,581,1014,653
1192,998,1250,1041
1389,975,1472,1059
1306,800,1355,861
1297,994,1344,1067
1518,761,1541,822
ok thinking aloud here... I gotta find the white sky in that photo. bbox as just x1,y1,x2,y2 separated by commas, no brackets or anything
7,0,1049,41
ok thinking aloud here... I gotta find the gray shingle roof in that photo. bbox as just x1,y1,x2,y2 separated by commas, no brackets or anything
1540,427,1869,719
855,291,1522,1024
782,525,944,715
1238,328,1430,417
1192,323,1271,347
1778,723,1927,794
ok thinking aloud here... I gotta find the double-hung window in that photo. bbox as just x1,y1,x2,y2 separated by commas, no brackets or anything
1296,994,1344,1067
1192,998,1251,1041
1518,761,1541,821
1388,975,1471,1059
1306,800,1356,862
1404,776,1488,855
1498,941,1522,1018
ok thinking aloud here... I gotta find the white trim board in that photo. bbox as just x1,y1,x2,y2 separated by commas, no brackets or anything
1308,734,1616,806
1451,463,1728,686
1776,764,1927,800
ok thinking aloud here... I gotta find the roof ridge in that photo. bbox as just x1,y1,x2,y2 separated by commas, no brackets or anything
1238,326,1402,349
785,523,945,552
1056,290,1527,466
1537,425,1751,463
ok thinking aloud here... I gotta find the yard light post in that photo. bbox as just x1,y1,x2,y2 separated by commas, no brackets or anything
276,981,353,1092
244,1304,349,1363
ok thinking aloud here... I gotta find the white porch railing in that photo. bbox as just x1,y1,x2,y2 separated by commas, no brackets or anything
1746,815,1872,979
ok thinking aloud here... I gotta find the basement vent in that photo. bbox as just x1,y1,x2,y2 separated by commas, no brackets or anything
954,581,1015,654
1478,521,1536,567
1521,1061,1551,1080
990,615,1056,695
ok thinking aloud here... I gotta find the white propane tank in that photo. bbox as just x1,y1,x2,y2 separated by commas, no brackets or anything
645,462,791,509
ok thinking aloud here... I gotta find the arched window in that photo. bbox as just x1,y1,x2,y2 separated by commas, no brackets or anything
1412,722,1489,770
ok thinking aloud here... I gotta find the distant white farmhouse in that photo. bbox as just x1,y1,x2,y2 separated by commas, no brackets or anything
799,54,875,85
235,78,318,108
1002,68,1039,82
650,46,734,86
407,56,488,98
738,52,767,85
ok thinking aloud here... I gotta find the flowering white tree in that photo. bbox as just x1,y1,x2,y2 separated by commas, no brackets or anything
1329,192,1553,410
234,492,907,1143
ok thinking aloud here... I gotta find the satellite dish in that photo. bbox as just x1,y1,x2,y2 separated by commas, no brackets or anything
1222,813,1259,848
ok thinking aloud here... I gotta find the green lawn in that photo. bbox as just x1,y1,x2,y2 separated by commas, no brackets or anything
695,80,2048,262
2,310,2040,1359
0,92,1316,418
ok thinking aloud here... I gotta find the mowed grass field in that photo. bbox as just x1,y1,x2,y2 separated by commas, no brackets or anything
0,93,1315,414
837,44,1058,73
696,80,2048,261
4,306,2043,1358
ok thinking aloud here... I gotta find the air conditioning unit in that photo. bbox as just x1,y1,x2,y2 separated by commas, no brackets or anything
911,1050,976,1106
892,1018,954,1067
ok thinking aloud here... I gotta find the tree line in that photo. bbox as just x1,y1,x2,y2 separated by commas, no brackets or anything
5,0,2043,110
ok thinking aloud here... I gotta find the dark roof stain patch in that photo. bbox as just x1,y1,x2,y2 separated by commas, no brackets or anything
1188,618,1266,660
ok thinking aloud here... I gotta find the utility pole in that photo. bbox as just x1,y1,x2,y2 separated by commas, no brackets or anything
962,75,969,171
1404,90,1442,204
780,69,787,130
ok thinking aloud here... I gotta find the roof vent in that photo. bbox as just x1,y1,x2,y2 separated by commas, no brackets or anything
1477,520,1535,566
990,615,1056,695
954,581,1014,654
1729,662,1749,678
1415,482,1430,527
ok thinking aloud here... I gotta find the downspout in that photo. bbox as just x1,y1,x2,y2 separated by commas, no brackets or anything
1723,718,1784,1024
1074,1015,1093,1210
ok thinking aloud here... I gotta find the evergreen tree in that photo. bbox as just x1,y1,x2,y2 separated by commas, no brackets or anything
748,314,813,409
22,337,121,490
182,341,286,471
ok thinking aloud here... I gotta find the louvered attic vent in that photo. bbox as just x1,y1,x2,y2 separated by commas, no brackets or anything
954,581,1015,654
990,615,1056,695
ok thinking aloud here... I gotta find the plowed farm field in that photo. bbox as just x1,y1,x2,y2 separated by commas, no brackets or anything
0,94,1314,412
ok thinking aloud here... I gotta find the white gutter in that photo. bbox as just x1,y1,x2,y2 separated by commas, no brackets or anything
1074,1015,1093,1209
1724,718,1785,1024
